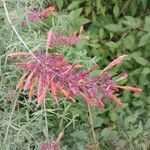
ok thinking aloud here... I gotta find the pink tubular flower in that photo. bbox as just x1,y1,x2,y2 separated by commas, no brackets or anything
116,72,128,82
27,6,55,22
8,52,30,57
46,30,53,53
9,52,142,108
27,10,43,22
98,55,127,76
116,86,142,93
45,31,80,48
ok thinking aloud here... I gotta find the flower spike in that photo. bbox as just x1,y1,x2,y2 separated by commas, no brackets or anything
98,55,127,75
10,52,141,108
116,86,142,93
45,29,53,53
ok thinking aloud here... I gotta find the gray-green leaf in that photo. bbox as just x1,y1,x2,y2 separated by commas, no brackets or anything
104,24,124,33
101,128,118,141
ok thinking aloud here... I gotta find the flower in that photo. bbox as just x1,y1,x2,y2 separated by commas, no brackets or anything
45,31,80,49
45,26,89,50
27,6,55,22
27,10,43,22
9,52,142,108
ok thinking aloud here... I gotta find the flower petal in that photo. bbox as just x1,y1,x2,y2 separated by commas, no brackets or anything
37,76,43,98
8,52,30,57
72,64,82,69
16,72,29,91
59,86,71,99
38,86,47,104
45,30,54,52
80,92,94,106
109,93,123,107
53,131,64,146
88,64,99,72
116,72,128,82
29,79,35,100
15,62,29,68
24,71,35,91
42,6,55,17
49,81,58,100
99,55,127,75
94,97,104,108
116,85,142,93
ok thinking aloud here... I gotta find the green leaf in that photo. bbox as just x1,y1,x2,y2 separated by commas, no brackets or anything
145,118,150,129
70,8,83,18
56,0,63,10
142,68,150,74
85,7,92,16
109,111,117,122
96,0,106,16
131,122,143,139
138,143,147,150
75,17,90,25
138,33,150,47
77,40,88,51
124,113,139,129
67,1,81,10
132,55,148,66
140,75,149,85
131,52,148,66
122,16,141,29
144,16,150,32
116,139,127,148
99,28,104,40
104,24,124,33
101,128,118,141
123,34,135,50
113,3,120,18
71,130,88,140
141,0,148,10
105,41,120,52
93,117,104,128
130,0,137,16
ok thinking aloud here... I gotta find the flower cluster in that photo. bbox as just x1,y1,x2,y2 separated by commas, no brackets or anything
8,52,142,108
45,31,81,52
27,6,55,22
45,26,88,50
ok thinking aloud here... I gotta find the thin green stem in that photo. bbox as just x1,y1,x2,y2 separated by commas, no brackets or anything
87,104,100,150
59,103,71,128
3,96,18,143
44,101,49,140
2,0,31,52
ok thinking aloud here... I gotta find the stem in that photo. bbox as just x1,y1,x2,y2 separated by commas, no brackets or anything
44,101,49,140
87,104,100,150
3,96,18,143
59,103,72,128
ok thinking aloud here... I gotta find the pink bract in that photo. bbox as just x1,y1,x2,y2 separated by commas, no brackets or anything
9,52,142,108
